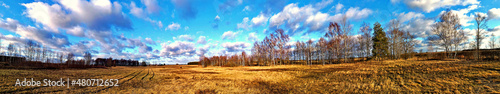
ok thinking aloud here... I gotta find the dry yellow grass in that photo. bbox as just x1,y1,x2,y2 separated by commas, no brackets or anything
1,60,500,93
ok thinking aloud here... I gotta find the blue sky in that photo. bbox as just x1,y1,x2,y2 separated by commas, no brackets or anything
0,0,499,64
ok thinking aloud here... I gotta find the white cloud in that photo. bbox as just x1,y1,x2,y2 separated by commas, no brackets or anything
269,3,316,29
401,18,435,37
443,5,479,26
22,0,132,32
489,26,500,35
22,2,75,32
237,17,250,30
335,3,343,12
215,15,220,21
396,0,480,13
222,31,240,40
129,2,145,18
238,14,269,30
0,18,70,49
66,26,85,37
488,8,500,19
1,2,9,8
129,1,162,28
247,32,258,41
344,7,373,20
306,12,330,31
314,0,333,9
197,36,207,44
251,13,268,27
242,6,251,12
160,41,196,57
166,22,181,31
174,35,193,41
397,12,424,22
56,0,132,30
196,45,210,56
222,42,250,52
144,37,156,45
267,3,372,35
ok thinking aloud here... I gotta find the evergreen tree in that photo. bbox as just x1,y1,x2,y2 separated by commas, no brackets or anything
372,22,389,60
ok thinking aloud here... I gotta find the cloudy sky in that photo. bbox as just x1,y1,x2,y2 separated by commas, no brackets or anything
0,0,499,64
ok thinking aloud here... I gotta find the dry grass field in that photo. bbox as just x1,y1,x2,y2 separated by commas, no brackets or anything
1,59,500,93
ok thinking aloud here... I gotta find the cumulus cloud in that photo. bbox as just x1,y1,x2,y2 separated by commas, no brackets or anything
306,12,330,31
174,35,194,41
443,5,479,26
343,7,374,20
22,2,76,32
57,0,132,31
237,17,250,30
268,3,372,35
397,12,424,22
314,0,333,9
129,1,162,28
129,2,146,18
222,31,240,40
247,32,258,41
197,36,207,44
251,13,269,27
14,0,157,60
335,3,344,12
401,18,435,37
166,22,181,31
66,26,85,37
237,14,269,30
269,3,316,30
489,8,500,19
144,38,156,45
196,45,210,56
394,0,479,13
160,41,196,57
222,42,250,52
0,18,70,49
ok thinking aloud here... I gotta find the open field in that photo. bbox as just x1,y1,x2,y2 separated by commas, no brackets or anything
1,60,500,93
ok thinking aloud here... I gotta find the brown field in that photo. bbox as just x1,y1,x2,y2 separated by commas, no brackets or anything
1,60,500,93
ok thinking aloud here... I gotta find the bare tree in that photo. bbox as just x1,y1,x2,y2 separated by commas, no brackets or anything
306,39,314,65
7,43,14,56
428,10,461,58
387,19,404,59
474,13,488,60
359,22,372,60
67,52,74,63
402,31,417,59
58,52,64,63
339,16,353,62
317,38,327,65
25,40,37,61
489,34,496,49
326,22,342,63
84,51,92,65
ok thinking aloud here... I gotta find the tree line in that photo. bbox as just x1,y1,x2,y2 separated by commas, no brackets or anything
200,10,492,67
199,15,417,67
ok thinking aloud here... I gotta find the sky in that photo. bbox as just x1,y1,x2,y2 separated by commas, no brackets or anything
0,0,500,64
